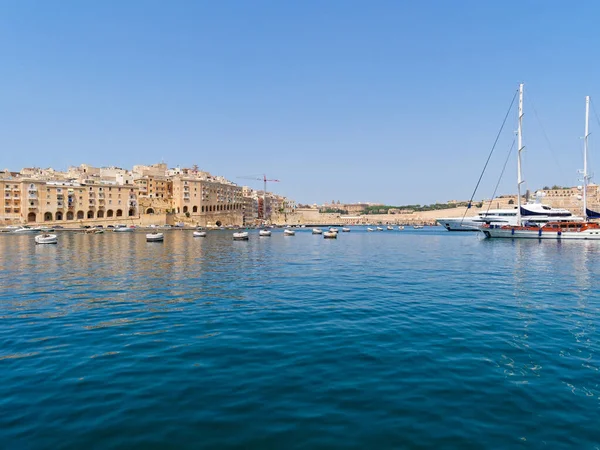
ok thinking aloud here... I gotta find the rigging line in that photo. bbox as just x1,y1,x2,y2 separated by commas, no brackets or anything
461,88,518,223
485,139,516,215
527,91,564,173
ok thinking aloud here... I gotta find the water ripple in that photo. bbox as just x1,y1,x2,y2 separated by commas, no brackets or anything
1,229,599,448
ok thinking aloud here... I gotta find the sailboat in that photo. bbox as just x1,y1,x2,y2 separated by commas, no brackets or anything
481,86,600,240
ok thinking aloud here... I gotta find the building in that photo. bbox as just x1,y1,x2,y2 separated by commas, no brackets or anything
172,176,245,226
2,177,139,224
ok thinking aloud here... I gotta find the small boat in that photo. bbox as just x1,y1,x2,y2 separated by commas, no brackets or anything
376,227,384,231
283,229,295,236
367,227,374,232
329,227,339,233
259,229,272,237
387,226,393,230
233,231,249,240
114,226,134,233
323,231,338,239
94,229,104,234
14,226,42,233
342,227,351,232
312,228,323,234
413,225,424,229
398,226,405,230
193,231,207,237
146,232,164,242
35,233,58,244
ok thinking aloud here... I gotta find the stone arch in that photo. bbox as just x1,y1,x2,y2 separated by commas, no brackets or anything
107,209,114,217
87,210,94,219
55,211,63,221
192,205,198,213
116,209,123,217
44,212,52,221
183,206,188,213
27,212,36,222
97,210,104,218
146,208,154,214
66,211,74,220
77,210,84,220
128,209,135,217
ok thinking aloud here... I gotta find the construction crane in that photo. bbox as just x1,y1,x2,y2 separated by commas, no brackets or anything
237,174,280,222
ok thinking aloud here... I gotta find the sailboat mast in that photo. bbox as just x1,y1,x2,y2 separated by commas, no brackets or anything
516,83,524,226
583,95,590,218
263,175,267,223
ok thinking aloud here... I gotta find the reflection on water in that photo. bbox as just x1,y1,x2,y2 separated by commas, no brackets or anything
1,228,600,448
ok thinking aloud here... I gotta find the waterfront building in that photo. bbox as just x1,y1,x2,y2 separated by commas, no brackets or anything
172,176,245,226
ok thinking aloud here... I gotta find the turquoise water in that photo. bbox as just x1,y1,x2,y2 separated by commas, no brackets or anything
1,227,599,449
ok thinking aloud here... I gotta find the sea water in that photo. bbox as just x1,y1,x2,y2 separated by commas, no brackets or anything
1,228,599,448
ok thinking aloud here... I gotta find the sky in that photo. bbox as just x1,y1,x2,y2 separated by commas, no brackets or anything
2,1,600,205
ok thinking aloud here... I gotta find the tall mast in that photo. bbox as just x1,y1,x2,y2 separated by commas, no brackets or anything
583,95,590,218
263,174,267,223
516,83,524,226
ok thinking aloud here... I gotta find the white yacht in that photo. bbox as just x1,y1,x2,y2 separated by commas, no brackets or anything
437,201,583,231
259,229,271,237
312,228,323,234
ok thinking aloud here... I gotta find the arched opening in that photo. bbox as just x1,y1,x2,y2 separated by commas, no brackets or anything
215,220,222,227
107,209,114,218
146,208,154,214
128,209,135,217
27,212,36,223
97,210,104,218
66,211,74,220
44,212,52,221
56,211,63,221
77,211,84,220
192,206,198,213
87,210,94,219
183,206,188,213
116,209,123,217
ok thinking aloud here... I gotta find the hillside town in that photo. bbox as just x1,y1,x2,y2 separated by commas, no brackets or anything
2,162,599,227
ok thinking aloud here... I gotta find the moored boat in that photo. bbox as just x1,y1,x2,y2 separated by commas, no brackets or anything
14,226,42,233
367,227,374,232
376,227,383,231
312,228,323,234
283,229,295,236
193,231,207,237
233,231,249,240
387,226,393,230
114,226,134,233
342,227,351,232
259,229,272,237
413,225,424,229
146,232,164,242
329,227,339,233
482,221,600,239
35,233,58,244
323,231,337,239
398,226,405,230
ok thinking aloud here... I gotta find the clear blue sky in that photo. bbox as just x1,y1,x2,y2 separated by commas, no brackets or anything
2,0,600,205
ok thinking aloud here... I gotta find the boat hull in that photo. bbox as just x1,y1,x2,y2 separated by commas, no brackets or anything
481,226,600,240
35,234,58,244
